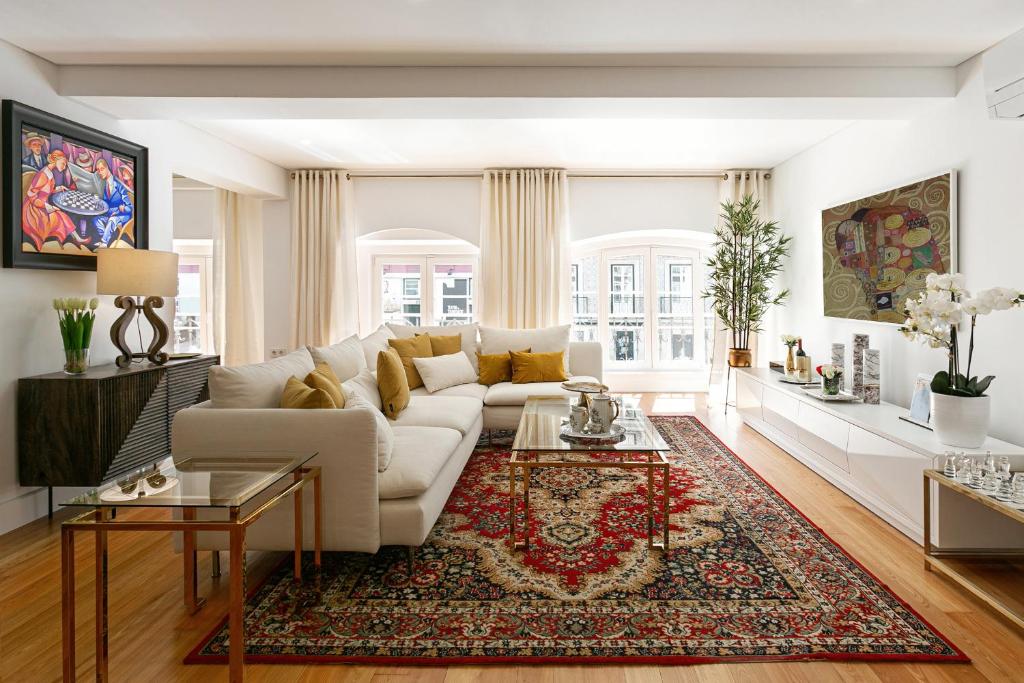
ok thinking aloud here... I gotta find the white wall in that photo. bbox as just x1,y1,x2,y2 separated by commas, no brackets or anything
172,187,215,239
770,55,1024,445
353,177,481,244
569,177,720,240
0,38,287,533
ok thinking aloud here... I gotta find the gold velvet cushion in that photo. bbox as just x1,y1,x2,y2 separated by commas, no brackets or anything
377,347,411,419
387,334,433,389
510,350,569,384
305,363,346,408
477,348,530,386
280,376,337,409
417,332,462,356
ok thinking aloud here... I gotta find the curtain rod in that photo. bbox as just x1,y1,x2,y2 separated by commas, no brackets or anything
288,171,769,180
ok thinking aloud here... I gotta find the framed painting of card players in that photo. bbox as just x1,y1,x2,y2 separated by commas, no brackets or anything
2,100,148,270
821,171,957,324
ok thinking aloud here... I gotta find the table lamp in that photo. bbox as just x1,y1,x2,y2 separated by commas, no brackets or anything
96,249,179,367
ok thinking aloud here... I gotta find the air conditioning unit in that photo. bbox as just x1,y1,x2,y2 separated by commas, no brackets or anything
985,27,1024,119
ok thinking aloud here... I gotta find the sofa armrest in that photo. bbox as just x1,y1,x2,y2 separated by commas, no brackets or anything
568,342,603,381
171,402,382,553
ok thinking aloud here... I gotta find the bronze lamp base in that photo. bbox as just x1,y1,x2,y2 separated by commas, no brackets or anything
110,295,170,368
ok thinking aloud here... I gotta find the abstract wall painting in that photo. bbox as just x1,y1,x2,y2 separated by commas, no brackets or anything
821,172,956,324
3,100,148,271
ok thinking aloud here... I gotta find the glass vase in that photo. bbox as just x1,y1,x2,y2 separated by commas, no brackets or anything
822,373,842,396
64,348,90,375
784,346,797,376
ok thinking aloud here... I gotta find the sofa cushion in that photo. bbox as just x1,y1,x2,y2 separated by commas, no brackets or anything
510,350,568,384
345,392,394,472
419,333,461,356
209,348,315,409
480,324,570,374
342,368,382,411
279,376,337,409
387,334,433,390
387,395,482,435
413,352,477,394
410,382,488,401
359,324,396,369
377,348,411,419
378,426,463,499
388,323,480,372
305,363,346,407
484,375,600,406
307,334,366,383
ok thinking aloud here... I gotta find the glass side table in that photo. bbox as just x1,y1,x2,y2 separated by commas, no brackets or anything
60,452,321,683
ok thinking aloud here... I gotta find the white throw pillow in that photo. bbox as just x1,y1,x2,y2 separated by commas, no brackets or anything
387,322,480,372
412,352,478,394
358,324,396,369
307,334,366,382
342,368,382,411
479,324,571,373
208,348,316,409
345,392,394,472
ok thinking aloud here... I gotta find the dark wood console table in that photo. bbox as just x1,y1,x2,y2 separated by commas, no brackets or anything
18,355,219,517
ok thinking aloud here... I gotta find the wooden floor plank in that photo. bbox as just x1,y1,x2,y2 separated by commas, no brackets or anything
1,393,1020,682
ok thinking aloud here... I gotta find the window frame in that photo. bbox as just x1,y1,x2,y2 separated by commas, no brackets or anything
371,253,479,328
172,239,214,354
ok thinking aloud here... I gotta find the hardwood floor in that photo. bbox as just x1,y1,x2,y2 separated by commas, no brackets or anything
3,393,1023,682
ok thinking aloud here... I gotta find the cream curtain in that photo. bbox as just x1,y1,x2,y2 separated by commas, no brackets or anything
212,189,265,366
709,170,771,397
481,169,570,328
290,170,359,348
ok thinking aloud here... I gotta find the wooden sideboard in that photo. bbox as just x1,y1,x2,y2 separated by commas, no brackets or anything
735,367,1024,551
18,355,219,515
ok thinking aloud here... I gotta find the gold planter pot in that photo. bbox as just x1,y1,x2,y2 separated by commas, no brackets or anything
728,348,752,367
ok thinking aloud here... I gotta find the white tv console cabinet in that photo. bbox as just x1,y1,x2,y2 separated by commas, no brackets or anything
735,368,1024,551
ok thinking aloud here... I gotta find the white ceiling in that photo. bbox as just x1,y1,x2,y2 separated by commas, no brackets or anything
188,118,853,169
2,1,1023,67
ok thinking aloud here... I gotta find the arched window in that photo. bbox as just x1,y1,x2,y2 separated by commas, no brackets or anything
571,232,715,372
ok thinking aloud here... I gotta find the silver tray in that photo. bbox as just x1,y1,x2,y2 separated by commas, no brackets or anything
778,375,816,385
559,423,626,445
799,387,862,402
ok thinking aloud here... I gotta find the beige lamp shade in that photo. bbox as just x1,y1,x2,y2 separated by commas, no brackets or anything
96,249,179,297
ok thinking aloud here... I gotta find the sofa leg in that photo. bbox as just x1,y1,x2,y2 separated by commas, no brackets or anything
211,551,221,578
488,429,493,445
406,546,416,575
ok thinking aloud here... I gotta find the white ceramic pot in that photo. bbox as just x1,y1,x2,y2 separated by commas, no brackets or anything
930,393,990,448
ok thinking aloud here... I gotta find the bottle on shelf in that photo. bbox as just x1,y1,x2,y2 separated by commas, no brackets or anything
796,338,807,358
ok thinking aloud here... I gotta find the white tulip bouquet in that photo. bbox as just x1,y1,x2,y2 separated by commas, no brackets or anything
900,273,1023,397
54,297,99,374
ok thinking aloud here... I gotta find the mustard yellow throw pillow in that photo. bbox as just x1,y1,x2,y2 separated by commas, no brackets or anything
280,376,337,409
387,335,433,390
305,363,346,408
510,350,569,384
377,347,411,419
477,348,530,386
418,332,462,356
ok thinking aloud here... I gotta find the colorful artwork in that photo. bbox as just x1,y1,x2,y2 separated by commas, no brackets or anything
821,173,956,323
3,100,147,271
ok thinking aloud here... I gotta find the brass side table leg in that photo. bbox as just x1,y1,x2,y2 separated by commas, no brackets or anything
183,508,205,613
229,514,246,683
523,464,531,550
95,508,109,683
508,461,517,549
646,464,655,548
313,470,323,569
923,473,932,571
61,526,75,683
662,462,671,550
293,471,303,582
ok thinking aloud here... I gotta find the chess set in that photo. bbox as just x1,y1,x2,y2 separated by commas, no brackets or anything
55,190,106,213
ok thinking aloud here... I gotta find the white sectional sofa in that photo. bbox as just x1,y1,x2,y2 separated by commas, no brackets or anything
171,323,602,562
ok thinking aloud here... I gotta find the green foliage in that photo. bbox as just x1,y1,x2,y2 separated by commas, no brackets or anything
701,195,792,350
930,370,994,398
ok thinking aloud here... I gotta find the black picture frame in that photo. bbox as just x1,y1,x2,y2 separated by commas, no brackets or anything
2,99,148,271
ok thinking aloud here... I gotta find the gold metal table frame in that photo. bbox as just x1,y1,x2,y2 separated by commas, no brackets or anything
509,450,671,552
61,465,322,683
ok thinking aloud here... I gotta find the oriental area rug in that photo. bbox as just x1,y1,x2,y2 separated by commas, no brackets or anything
188,416,966,665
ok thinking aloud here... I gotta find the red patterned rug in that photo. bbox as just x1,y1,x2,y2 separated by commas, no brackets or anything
187,416,966,665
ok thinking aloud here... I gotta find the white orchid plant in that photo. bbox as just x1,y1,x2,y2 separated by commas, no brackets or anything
900,273,1023,397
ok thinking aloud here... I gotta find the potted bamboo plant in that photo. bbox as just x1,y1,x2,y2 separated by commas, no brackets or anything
703,195,792,367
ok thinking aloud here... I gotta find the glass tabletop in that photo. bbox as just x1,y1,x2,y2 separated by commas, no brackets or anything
512,397,669,453
62,452,317,509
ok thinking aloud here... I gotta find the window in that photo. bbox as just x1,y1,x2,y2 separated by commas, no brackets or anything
571,243,709,371
374,255,476,327
172,240,213,353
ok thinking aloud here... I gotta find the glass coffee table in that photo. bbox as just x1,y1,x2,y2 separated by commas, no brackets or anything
510,397,671,552
60,452,320,683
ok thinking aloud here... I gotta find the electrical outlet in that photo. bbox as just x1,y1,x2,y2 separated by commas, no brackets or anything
270,348,288,358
